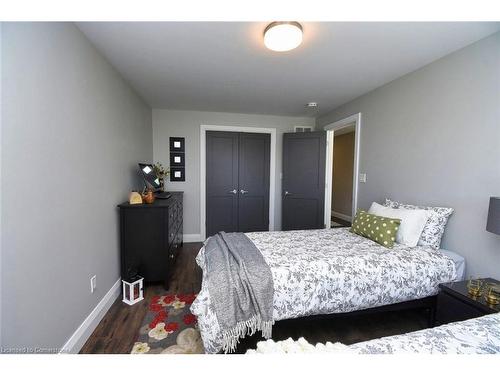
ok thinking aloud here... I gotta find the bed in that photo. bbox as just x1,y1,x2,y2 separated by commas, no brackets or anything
191,227,462,354
247,313,500,354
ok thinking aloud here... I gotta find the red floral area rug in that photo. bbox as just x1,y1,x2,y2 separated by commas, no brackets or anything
130,294,204,354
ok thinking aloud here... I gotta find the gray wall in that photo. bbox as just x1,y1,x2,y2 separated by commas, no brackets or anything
1,23,152,350
317,32,500,279
153,109,315,237
0,23,3,346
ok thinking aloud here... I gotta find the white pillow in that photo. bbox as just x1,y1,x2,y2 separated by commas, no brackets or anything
384,199,454,249
368,202,430,247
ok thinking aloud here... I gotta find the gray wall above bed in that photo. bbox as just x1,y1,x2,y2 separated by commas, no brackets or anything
317,32,500,279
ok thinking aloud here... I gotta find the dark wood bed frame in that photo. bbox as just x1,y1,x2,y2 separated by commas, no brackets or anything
231,295,437,353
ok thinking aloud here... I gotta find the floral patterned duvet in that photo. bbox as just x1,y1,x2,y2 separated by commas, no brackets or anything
191,228,457,354
350,313,500,353
248,313,500,354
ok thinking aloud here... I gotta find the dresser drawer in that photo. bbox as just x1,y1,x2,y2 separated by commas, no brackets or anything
436,292,485,324
173,211,182,233
175,227,183,247
176,199,183,217
167,227,175,246
168,206,176,231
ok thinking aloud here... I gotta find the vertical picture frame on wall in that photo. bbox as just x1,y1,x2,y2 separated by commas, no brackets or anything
169,137,185,181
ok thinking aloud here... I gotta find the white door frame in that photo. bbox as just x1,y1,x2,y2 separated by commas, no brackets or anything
200,124,277,240
323,113,362,228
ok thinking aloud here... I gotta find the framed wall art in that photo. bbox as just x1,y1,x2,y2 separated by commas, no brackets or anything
169,137,185,152
169,137,185,181
169,152,185,167
170,167,185,182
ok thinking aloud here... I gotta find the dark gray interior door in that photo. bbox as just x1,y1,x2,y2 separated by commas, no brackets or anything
282,131,326,230
238,133,270,232
206,131,239,236
206,131,270,236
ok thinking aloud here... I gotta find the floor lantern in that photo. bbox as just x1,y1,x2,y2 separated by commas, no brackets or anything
122,275,144,305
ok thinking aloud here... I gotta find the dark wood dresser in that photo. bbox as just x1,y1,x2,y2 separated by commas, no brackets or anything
118,192,183,289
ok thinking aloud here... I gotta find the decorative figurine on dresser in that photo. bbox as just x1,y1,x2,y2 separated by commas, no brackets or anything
118,163,183,291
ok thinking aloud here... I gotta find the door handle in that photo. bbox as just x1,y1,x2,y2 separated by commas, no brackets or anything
284,191,291,196
240,189,249,195
228,189,237,194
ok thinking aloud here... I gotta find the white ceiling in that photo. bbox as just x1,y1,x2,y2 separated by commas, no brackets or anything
77,22,500,117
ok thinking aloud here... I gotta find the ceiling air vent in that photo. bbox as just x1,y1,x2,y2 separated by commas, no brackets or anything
294,126,313,133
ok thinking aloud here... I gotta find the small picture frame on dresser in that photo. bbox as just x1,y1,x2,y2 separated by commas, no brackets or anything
170,152,185,166
170,167,185,182
169,137,185,152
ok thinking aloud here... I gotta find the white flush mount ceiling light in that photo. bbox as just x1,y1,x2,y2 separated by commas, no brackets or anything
264,22,303,52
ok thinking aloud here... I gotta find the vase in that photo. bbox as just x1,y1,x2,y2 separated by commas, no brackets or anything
159,177,169,192
142,190,155,204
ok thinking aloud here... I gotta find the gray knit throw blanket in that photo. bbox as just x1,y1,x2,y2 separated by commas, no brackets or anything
203,232,274,353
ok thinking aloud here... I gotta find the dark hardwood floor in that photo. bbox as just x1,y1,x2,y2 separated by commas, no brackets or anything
331,215,352,227
80,241,428,354
80,242,203,354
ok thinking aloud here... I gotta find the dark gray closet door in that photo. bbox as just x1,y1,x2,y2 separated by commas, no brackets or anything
282,131,326,230
238,133,270,232
206,131,239,236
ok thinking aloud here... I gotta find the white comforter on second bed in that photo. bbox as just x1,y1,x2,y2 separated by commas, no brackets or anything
350,312,500,354
249,313,500,354
191,228,457,353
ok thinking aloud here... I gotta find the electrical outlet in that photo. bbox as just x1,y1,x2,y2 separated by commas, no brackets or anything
359,173,367,183
90,275,97,294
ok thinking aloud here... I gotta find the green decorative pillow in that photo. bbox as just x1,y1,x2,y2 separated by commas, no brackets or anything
350,210,401,248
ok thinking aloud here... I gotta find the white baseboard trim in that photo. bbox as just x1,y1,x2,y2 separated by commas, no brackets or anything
59,278,121,354
331,210,352,222
183,233,203,242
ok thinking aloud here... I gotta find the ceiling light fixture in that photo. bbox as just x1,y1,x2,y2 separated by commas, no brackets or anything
264,22,303,52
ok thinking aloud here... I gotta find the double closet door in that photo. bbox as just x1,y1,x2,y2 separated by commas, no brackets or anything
206,131,270,237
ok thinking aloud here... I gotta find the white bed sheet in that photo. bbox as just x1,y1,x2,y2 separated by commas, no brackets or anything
440,249,465,281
